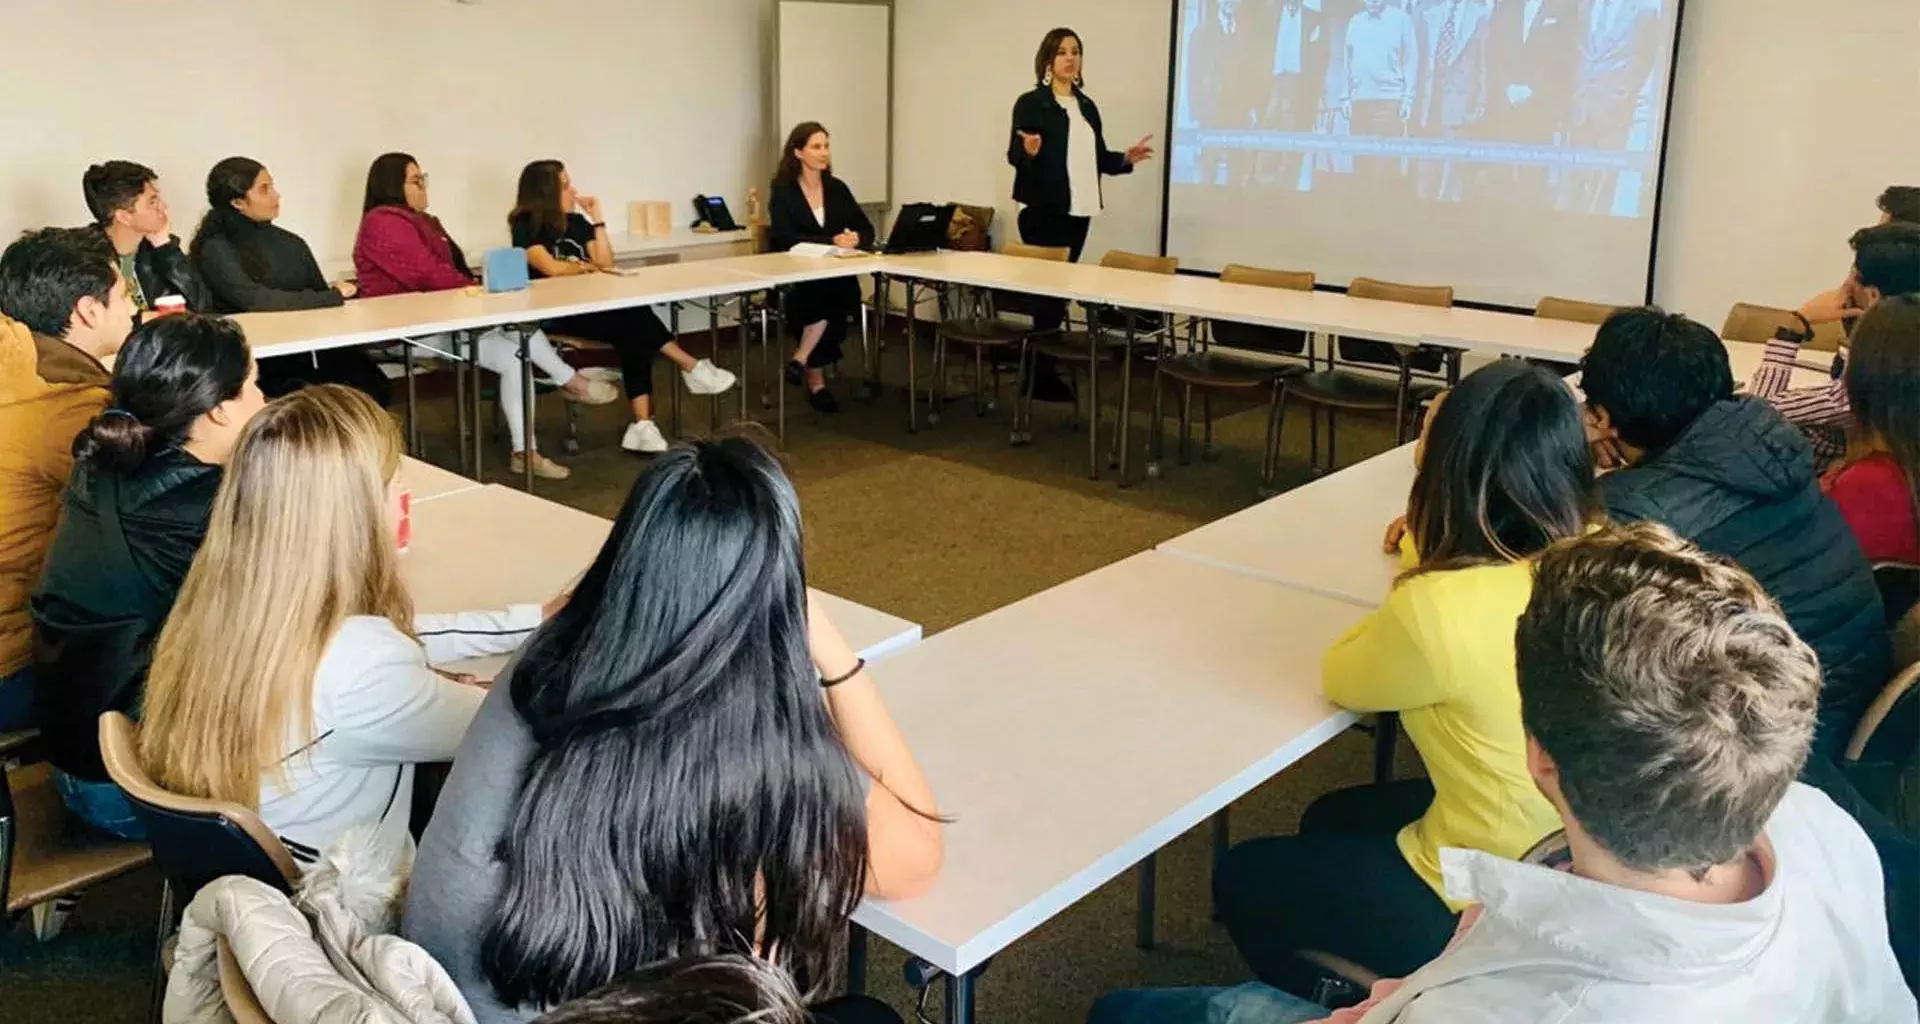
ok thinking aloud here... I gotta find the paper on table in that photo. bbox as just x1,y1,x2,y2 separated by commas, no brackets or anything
789,242,871,259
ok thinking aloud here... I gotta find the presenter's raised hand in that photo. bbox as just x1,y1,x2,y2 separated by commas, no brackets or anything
1124,134,1155,166
1017,130,1043,158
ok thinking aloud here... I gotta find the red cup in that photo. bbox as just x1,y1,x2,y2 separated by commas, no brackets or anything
152,294,187,317
395,487,413,553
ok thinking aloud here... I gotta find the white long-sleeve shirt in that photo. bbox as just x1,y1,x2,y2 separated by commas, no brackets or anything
261,605,542,863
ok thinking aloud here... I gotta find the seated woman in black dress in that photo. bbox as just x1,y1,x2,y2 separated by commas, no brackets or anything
189,156,390,404
508,160,736,454
768,122,874,413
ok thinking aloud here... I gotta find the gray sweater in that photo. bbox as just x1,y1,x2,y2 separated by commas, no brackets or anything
401,671,543,1024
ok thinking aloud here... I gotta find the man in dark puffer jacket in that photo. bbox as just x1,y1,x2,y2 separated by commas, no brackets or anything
1580,307,1889,760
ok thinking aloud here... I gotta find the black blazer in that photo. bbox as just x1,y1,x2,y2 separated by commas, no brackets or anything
767,175,875,252
1006,85,1133,216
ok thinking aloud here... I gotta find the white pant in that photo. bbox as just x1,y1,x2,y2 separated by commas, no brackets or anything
420,328,577,452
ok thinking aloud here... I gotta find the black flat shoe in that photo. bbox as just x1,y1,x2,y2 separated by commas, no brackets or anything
785,360,806,387
808,387,840,413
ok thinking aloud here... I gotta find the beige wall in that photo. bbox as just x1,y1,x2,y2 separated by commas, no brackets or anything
893,0,1920,321
0,0,778,274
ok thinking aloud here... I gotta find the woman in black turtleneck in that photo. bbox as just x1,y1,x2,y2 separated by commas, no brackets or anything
190,156,390,403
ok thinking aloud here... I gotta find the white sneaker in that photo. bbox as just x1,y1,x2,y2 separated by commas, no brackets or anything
682,358,737,395
621,419,669,454
562,376,620,406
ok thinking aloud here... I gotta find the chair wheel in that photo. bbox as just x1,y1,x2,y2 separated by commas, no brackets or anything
983,399,998,413
1144,462,1162,479
760,392,774,410
1108,455,1121,469
926,411,941,426
1201,444,1220,462
859,381,881,400
562,439,581,455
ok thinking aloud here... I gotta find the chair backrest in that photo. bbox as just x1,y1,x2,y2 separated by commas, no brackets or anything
2,761,152,915
1215,264,1314,356
1002,242,1071,263
1722,301,1846,352
98,712,299,902
1848,659,1920,765
1341,278,1453,370
1535,296,1620,325
1099,250,1179,276
1221,264,1314,292
1878,563,1920,630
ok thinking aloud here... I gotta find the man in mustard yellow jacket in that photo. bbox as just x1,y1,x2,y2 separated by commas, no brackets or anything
0,227,136,730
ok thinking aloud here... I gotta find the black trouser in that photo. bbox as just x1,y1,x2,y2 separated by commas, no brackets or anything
1017,207,1092,337
259,347,393,406
787,275,861,369
1215,779,1458,998
543,306,674,398
810,995,905,1024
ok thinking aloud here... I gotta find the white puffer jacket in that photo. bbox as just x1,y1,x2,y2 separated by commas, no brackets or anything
165,828,476,1024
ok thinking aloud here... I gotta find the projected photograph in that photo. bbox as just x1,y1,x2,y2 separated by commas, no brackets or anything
1172,0,1676,218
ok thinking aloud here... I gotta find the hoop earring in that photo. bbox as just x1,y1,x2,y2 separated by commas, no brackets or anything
1074,74,1083,87
1043,70,1053,86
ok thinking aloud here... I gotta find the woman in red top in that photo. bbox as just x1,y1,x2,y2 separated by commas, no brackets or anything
352,153,616,480
1823,295,1920,567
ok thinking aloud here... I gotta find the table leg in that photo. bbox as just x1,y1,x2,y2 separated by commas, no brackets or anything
1374,712,1399,783
1086,309,1101,480
777,289,788,446
905,279,919,433
946,969,976,1024
468,331,484,479
669,303,683,439
452,333,470,475
868,273,887,399
1211,809,1231,919
404,340,420,455
708,296,721,431
519,327,535,492
737,292,750,425
846,924,868,996
1118,319,1136,487
1136,852,1157,949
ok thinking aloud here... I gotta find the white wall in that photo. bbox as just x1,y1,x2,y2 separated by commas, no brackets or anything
894,0,1920,322
892,0,1172,260
0,0,778,274
1653,0,1920,320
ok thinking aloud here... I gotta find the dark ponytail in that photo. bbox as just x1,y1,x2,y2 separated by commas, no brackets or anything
74,314,252,474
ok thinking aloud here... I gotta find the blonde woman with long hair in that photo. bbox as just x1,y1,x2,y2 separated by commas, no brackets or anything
140,384,551,863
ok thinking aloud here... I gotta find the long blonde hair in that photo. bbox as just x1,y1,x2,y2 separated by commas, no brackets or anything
141,384,412,806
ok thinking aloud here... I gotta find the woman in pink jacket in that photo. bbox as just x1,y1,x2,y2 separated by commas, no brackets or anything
352,153,615,480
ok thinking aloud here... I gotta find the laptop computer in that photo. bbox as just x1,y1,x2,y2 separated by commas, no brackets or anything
871,202,954,254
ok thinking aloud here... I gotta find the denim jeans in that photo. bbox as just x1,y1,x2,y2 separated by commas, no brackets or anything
1088,984,1330,1024
0,664,35,732
53,768,147,840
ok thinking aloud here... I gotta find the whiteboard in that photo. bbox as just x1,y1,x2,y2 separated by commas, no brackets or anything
776,0,891,206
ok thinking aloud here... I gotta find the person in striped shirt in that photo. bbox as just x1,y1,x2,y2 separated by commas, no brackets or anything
1749,222,1920,467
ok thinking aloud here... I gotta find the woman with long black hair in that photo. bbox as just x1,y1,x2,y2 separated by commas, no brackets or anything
1007,27,1154,397
405,436,941,1024
508,160,736,454
768,122,874,413
190,156,390,403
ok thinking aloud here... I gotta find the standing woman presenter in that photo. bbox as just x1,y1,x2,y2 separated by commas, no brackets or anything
1007,27,1154,398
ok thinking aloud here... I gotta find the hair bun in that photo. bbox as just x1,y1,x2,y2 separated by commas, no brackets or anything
74,407,155,474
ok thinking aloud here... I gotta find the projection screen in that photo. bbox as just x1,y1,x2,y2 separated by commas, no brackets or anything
1165,0,1686,308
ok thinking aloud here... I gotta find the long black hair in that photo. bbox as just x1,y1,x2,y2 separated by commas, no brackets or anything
509,159,569,245
73,314,252,474
1845,293,1920,511
362,151,417,213
530,955,807,1024
1404,360,1597,579
482,436,868,1013
774,122,830,186
189,156,269,275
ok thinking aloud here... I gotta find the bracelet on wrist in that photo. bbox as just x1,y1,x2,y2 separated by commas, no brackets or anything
821,657,865,689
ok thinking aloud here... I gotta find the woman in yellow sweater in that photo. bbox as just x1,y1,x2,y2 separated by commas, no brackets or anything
1215,360,1598,1000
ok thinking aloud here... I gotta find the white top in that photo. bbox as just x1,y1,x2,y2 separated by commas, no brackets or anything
260,605,542,863
1059,93,1103,218
811,202,828,227
1357,784,1917,1023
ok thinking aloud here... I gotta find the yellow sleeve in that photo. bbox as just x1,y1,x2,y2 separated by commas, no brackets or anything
1322,582,1447,713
